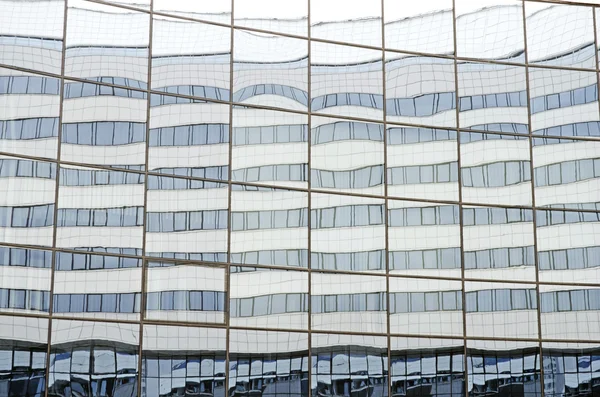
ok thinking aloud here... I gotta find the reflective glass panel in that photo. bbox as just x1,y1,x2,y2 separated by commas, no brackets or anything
145,261,226,323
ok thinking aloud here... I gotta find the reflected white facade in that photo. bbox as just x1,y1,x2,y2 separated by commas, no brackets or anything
1,0,600,396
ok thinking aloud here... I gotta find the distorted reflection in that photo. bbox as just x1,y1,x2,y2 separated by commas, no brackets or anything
148,97,229,180
311,42,383,121
152,15,230,100
234,0,307,36
145,261,225,323
146,175,228,262
233,30,307,112
463,205,536,282
391,337,464,397
0,67,60,159
458,62,528,134
153,0,230,23
311,118,383,194
467,340,541,397
311,273,387,333
387,126,459,202
0,0,64,74
539,284,600,341
61,79,147,170
384,0,453,56
229,329,309,397
65,0,149,83
532,136,600,210
0,156,56,248
233,108,307,188
386,54,456,129
388,200,461,279
48,320,139,397
465,281,538,339
311,193,385,273
230,185,308,269
142,325,226,397
536,209,600,285
390,277,462,337
55,164,145,253
230,267,308,330
310,0,381,47
455,0,525,63
313,334,387,397
542,342,600,397
53,252,142,321
0,246,51,314
0,315,48,396
460,132,532,206
525,2,595,69
529,68,599,138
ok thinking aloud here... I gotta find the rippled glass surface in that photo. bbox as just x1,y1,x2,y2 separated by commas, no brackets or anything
234,30,307,112
0,156,56,248
312,193,385,274
465,281,539,339
312,116,383,195
463,205,536,282
311,42,383,120
460,132,532,206
388,199,461,279
233,108,308,188
142,325,226,397
313,334,387,397
230,266,308,330
536,209,600,285
0,67,60,159
467,339,541,397
154,0,231,23
384,0,453,56
390,277,463,336
61,79,148,170
145,261,225,323
310,0,381,47
229,329,309,397
458,61,528,134
0,315,48,396
391,337,464,397
152,15,230,100
48,319,139,397
148,95,229,179
2,0,600,391
231,185,308,269
387,126,459,202
0,0,64,74
526,2,596,69
235,0,307,37
456,0,525,63
146,175,228,261
542,342,600,397
56,164,145,252
53,251,142,321
65,0,149,84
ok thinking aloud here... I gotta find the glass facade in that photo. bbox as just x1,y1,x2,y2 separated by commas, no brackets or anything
0,0,600,396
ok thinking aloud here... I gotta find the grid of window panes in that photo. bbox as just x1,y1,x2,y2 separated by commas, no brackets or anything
1,0,600,396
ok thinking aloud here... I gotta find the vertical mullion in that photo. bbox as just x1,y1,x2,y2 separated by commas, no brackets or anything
450,2,469,397
380,1,392,397
521,2,546,396
307,0,313,395
44,0,69,394
137,1,154,396
225,1,234,396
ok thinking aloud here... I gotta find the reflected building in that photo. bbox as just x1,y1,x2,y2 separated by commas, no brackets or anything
1,0,600,397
